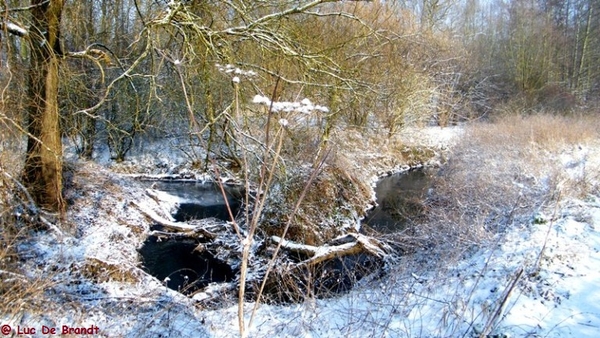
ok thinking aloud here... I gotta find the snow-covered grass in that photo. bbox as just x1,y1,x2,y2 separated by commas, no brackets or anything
200,114,600,337
201,195,600,337
1,160,211,337
199,115,600,337
1,114,599,337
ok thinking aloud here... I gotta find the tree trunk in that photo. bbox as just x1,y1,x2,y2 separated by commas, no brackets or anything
22,0,65,212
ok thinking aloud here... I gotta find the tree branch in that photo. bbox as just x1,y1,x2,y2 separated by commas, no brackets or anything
272,232,391,268
0,20,28,37
0,0,50,13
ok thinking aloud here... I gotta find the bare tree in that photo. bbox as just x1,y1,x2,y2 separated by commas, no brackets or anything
2,0,67,212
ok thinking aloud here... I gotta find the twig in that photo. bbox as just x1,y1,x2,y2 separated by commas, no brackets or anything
0,269,28,280
248,149,329,328
3,171,38,215
212,164,243,239
479,266,523,338
0,1,50,13
2,171,63,237
533,192,562,275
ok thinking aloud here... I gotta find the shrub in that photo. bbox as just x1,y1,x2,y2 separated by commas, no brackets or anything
419,113,600,251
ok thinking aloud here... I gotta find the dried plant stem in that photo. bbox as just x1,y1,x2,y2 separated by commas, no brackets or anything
248,149,329,328
478,266,523,338
236,75,288,337
238,126,285,334
533,192,561,275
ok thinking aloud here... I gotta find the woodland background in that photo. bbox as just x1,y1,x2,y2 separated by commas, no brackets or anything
1,0,599,212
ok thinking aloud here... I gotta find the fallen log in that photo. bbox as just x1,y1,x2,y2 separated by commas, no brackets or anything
258,234,390,303
145,189,177,215
191,282,236,304
121,173,207,181
130,201,216,239
271,233,392,267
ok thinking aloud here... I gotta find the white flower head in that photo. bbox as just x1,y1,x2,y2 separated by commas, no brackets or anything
232,76,240,84
252,94,328,115
253,94,271,105
315,105,330,113
217,63,257,81
279,118,289,127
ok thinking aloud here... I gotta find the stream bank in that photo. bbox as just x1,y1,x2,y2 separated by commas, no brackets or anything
136,163,438,303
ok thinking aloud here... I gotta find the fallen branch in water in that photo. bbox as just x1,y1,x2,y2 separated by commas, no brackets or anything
271,233,392,267
130,201,216,239
121,173,206,181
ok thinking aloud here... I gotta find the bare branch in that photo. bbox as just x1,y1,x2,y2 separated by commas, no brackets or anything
0,0,50,13
233,0,338,31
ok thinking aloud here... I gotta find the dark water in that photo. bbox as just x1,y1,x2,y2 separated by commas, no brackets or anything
151,181,243,221
364,169,433,233
139,181,242,294
139,236,235,294
256,253,383,303
140,173,431,297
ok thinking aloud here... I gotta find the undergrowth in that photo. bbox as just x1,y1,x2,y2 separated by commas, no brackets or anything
0,166,55,324
242,112,600,337
379,113,600,336
418,113,600,252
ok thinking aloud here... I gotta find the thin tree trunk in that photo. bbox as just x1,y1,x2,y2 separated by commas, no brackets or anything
576,2,593,97
22,0,65,212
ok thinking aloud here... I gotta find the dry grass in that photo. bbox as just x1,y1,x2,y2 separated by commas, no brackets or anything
80,257,140,284
0,169,56,322
417,113,600,254
272,113,600,337
260,157,371,245
0,246,54,319
1,113,61,328
486,113,599,150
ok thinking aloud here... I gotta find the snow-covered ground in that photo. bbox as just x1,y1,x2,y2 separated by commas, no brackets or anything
3,125,599,337
199,196,600,337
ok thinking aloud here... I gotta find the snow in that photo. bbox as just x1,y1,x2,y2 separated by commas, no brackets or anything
401,125,465,150
3,126,600,338
217,64,257,78
197,131,600,337
251,95,329,114
197,196,600,337
5,21,28,36
253,94,272,105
